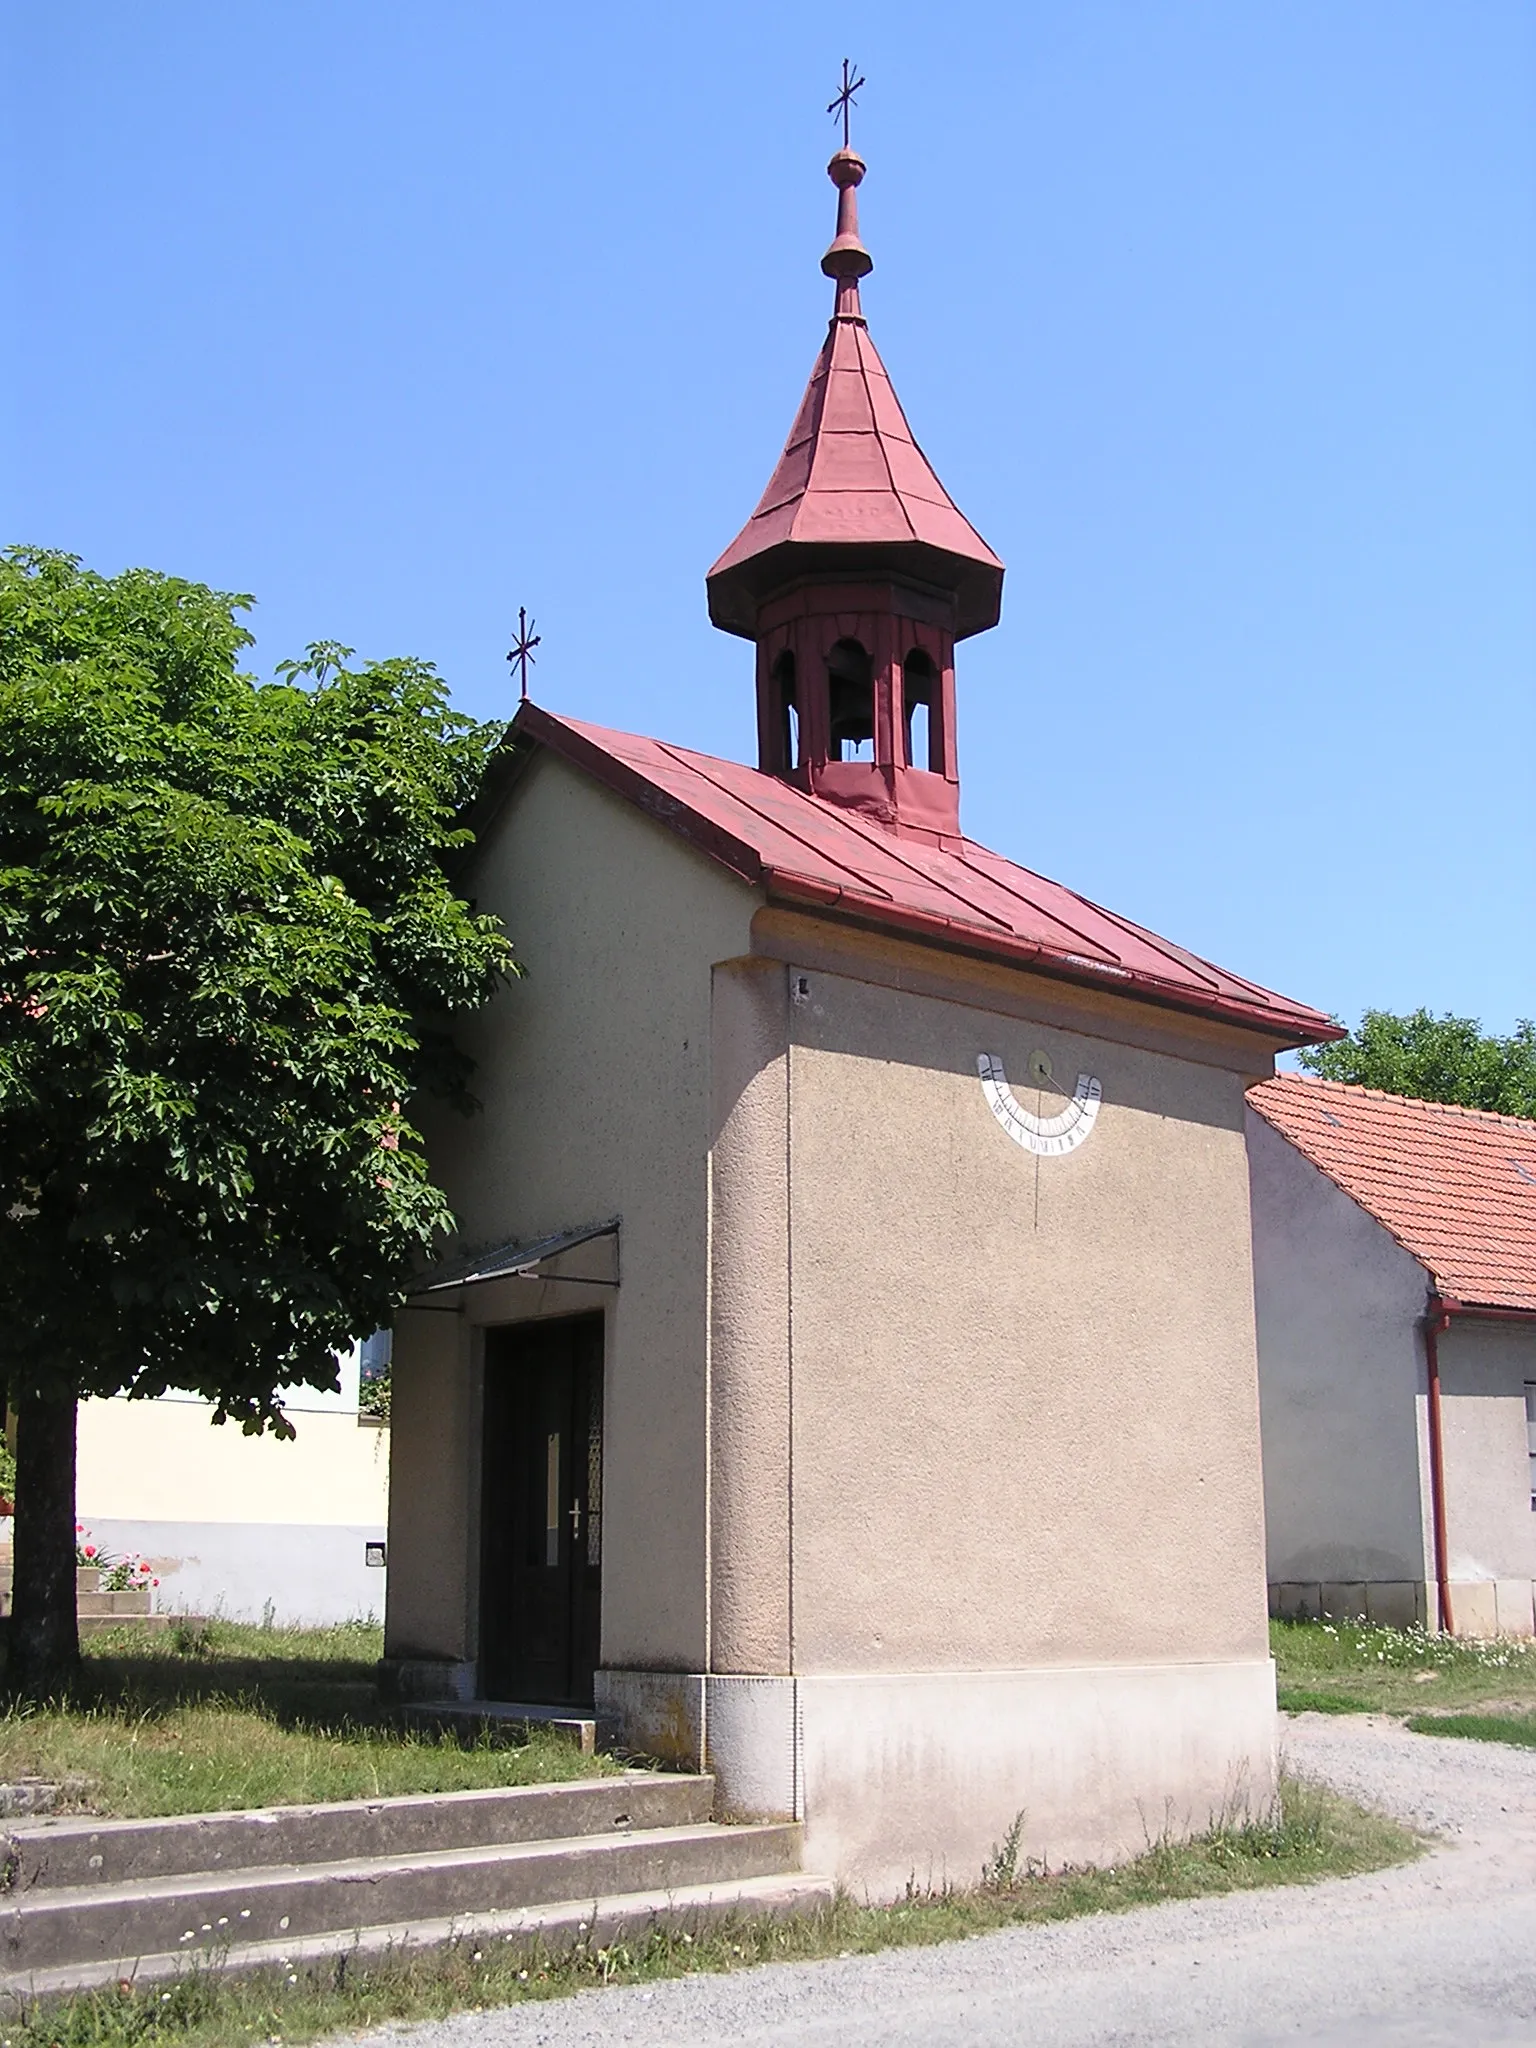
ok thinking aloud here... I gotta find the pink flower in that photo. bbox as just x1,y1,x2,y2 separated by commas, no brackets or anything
83,1544,97,1558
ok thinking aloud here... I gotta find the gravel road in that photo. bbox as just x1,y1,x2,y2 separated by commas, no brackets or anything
373,1715,1536,2047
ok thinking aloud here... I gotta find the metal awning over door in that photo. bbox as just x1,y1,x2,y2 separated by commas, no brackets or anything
406,1219,620,1298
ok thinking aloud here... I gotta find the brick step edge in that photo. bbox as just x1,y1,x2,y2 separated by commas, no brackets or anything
0,1872,837,2003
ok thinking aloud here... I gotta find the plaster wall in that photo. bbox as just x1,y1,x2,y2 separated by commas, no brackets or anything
1438,1317,1536,1636
66,1519,387,1626
709,959,792,1676
1246,1107,1431,1593
795,1661,1275,1893
686,945,1283,1885
765,963,1272,1671
76,1397,388,1527
384,755,756,1673
72,1381,389,1626
385,1302,476,1665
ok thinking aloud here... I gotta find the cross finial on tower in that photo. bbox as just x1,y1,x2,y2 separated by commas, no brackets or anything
827,58,864,151
506,607,541,702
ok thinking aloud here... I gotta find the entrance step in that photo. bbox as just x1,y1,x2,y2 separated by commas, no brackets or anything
0,1774,829,1996
403,1699,602,1755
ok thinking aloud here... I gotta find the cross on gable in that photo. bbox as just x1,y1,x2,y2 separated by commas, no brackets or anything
506,607,541,701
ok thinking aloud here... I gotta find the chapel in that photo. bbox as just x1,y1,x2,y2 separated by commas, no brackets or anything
382,139,1333,1892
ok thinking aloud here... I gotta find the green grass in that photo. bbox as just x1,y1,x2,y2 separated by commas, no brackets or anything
1272,1617,1536,1717
1404,1710,1536,1749
0,1621,612,1817
1272,1686,1374,1716
0,1775,1417,2048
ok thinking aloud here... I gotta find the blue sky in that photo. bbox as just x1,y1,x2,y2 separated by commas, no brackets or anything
5,2,1532,1036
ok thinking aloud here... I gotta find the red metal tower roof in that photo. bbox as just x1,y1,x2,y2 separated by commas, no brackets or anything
509,701,1338,1048
707,150,1004,640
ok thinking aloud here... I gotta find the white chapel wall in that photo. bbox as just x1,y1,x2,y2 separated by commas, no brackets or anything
690,936,1286,1889
779,962,1272,1672
385,752,759,1674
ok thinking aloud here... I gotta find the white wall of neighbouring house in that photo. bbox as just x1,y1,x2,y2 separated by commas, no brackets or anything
1435,1316,1536,1637
73,1346,390,1626
1246,1105,1432,1623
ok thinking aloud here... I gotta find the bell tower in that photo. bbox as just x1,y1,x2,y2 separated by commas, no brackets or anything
706,143,1004,844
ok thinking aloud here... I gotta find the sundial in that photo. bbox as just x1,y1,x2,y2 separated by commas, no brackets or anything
978,1050,1102,1158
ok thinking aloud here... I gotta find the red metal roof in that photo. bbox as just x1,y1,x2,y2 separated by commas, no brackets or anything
706,152,1003,640
709,311,1001,587
1249,1074,1536,1312
515,701,1336,1046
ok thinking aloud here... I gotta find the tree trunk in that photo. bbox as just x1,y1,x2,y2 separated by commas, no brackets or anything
8,1393,80,1697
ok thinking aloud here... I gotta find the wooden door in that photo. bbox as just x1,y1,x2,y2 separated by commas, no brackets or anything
480,1315,603,1703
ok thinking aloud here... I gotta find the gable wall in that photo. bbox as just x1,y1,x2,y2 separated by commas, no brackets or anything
1245,1107,1431,1594
386,755,758,1673
710,943,1276,1674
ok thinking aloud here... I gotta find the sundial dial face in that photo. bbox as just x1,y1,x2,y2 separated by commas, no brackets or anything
978,1051,1102,1158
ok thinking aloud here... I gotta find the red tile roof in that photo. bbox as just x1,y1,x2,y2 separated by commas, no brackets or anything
1249,1074,1536,1312
514,702,1336,1046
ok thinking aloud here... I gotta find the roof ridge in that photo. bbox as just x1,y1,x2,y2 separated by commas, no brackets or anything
1260,1071,1536,1137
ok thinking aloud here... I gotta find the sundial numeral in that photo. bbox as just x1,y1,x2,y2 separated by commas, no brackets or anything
978,1053,1102,1158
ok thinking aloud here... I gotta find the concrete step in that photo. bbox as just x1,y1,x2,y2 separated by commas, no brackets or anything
0,1610,179,1634
406,1699,603,1755
77,1613,178,1637
0,1870,836,1999
9,1775,713,1889
76,1590,152,1617
0,1594,179,1630
0,1820,806,1973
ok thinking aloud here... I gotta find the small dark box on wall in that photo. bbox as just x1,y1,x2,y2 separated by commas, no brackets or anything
365,1541,387,1568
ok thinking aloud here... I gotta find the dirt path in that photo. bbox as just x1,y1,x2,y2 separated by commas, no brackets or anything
377,1715,1536,2046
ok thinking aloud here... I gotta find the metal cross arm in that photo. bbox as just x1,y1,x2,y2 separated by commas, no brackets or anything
506,606,541,701
828,59,865,151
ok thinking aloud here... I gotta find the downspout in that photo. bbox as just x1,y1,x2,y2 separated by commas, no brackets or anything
1423,1294,1456,1635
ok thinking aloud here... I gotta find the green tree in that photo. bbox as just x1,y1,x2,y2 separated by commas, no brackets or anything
0,548,513,1693
1298,1008,1536,1118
